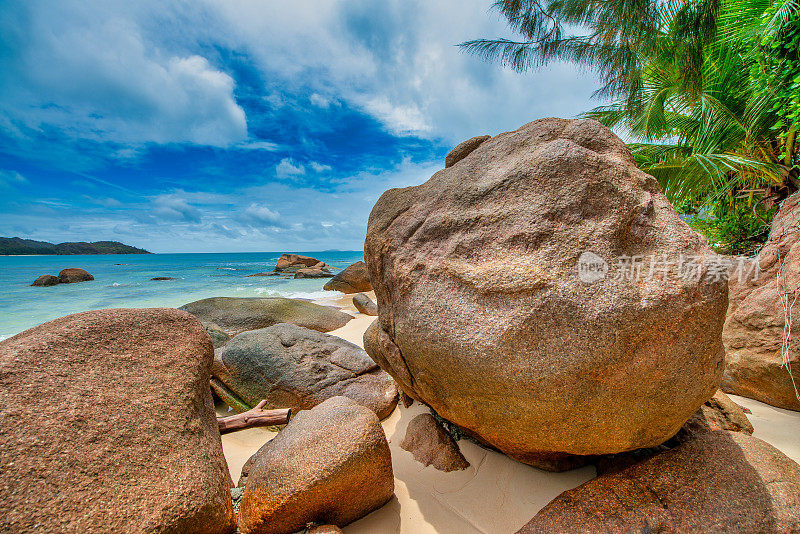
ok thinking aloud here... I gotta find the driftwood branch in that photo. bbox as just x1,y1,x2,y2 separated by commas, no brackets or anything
218,400,291,434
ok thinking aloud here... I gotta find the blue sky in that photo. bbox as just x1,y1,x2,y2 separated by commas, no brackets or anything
0,0,600,253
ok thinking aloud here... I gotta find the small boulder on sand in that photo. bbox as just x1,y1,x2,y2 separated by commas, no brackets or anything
238,396,394,534
401,413,470,472
0,308,236,533
57,267,93,284
179,296,352,336
31,274,59,287
211,323,398,419
323,261,372,294
516,432,800,534
353,293,378,316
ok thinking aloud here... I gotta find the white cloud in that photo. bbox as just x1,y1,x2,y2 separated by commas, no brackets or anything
238,140,281,151
242,204,282,226
310,162,332,173
0,1,247,147
275,158,306,179
0,170,28,188
150,194,202,223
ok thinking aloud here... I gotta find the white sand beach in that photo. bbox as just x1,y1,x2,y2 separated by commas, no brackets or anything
218,294,800,533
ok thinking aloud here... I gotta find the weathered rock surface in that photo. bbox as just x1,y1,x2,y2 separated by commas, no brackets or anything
179,296,352,336
57,267,94,283
401,413,470,472
294,267,334,279
445,134,491,167
238,397,394,534
31,274,59,286
211,323,398,418
323,261,372,293
516,432,800,534
274,253,329,273
595,389,753,475
364,118,728,466
0,308,236,533
306,525,344,534
204,321,231,348
353,293,378,316
723,191,800,411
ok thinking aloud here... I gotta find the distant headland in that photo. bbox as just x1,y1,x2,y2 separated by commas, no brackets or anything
0,237,151,255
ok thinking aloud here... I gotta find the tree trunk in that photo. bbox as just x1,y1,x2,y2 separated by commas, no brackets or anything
218,400,291,434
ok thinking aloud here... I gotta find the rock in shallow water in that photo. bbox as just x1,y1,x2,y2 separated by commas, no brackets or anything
238,396,394,534
723,191,800,411
0,308,236,533
516,431,800,534
323,261,372,293
57,267,93,283
364,118,728,466
31,274,59,286
180,296,352,336
211,323,398,418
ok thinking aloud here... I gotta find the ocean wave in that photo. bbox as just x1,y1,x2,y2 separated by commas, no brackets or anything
253,288,344,301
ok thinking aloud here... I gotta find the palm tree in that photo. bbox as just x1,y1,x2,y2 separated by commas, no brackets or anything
463,0,799,253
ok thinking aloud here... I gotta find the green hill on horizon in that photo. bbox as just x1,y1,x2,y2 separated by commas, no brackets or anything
0,237,151,255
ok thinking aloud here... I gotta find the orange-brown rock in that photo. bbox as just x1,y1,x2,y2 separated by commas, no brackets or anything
323,261,372,293
238,397,393,534
57,267,93,283
31,274,59,286
516,432,800,534
595,389,753,475
0,308,236,533
401,413,470,472
723,191,800,411
274,253,329,272
364,118,728,467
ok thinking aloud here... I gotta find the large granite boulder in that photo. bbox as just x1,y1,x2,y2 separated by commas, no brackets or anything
323,261,372,294
58,267,94,283
723,191,800,411
31,274,59,286
211,323,398,419
516,431,800,533
179,296,352,336
364,118,728,467
0,308,236,533
238,397,394,534
274,253,329,273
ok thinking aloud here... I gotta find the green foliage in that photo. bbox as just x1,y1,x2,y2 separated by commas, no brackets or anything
0,237,150,255
687,198,776,254
463,0,800,254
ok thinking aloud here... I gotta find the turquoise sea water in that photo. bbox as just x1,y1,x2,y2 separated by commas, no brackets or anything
0,251,363,340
